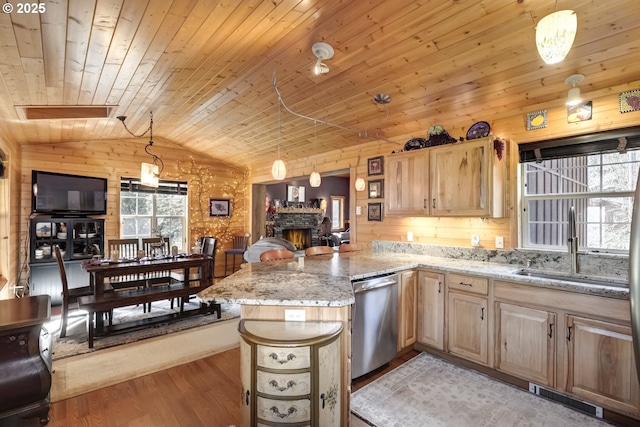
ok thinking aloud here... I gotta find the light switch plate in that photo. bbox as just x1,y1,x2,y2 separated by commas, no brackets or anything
471,234,480,247
495,236,504,249
407,231,414,242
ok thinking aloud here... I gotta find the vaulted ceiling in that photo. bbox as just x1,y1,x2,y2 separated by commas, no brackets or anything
0,0,639,170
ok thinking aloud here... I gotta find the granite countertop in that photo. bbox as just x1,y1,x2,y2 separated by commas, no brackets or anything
198,250,630,307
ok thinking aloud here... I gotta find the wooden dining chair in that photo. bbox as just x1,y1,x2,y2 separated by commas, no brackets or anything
142,237,170,257
338,243,363,253
225,232,251,276
54,245,104,337
107,238,139,260
305,246,334,256
260,249,295,262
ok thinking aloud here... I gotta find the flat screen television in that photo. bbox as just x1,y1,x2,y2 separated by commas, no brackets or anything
31,170,107,216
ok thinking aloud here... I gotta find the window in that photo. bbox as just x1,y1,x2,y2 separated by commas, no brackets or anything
120,179,188,250
520,130,640,252
330,195,345,231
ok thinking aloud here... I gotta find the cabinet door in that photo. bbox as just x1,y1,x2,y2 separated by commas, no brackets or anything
495,302,555,386
447,291,488,365
240,339,252,427
318,337,341,427
398,270,417,350
417,270,444,350
430,137,498,216
385,150,429,216
565,316,640,415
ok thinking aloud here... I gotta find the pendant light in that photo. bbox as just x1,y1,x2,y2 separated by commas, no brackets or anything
309,120,321,187
271,96,286,181
117,112,164,188
535,9,577,65
565,73,584,106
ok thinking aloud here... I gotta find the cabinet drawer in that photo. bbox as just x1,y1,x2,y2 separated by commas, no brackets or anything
257,345,310,370
447,273,488,295
257,370,311,397
257,396,311,423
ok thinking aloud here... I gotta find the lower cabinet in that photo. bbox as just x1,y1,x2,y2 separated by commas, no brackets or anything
398,270,417,350
417,270,444,350
239,320,343,427
446,273,488,365
565,315,640,415
494,301,555,387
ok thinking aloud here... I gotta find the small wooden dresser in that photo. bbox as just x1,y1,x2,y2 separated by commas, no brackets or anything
0,295,52,425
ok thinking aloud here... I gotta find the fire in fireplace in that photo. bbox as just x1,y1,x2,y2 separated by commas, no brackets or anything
283,228,312,249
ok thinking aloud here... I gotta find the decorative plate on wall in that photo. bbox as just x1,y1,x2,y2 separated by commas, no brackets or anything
466,121,490,140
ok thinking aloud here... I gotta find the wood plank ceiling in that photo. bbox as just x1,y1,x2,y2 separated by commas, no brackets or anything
0,0,639,171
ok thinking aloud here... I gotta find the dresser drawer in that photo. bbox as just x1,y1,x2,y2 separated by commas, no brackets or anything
257,396,311,423
257,370,311,397
447,273,488,295
257,345,310,370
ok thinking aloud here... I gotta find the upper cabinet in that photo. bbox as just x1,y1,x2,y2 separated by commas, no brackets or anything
384,149,430,216
430,137,505,217
385,136,506,218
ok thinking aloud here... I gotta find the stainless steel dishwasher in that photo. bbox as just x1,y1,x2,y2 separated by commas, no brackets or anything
351,273,398,379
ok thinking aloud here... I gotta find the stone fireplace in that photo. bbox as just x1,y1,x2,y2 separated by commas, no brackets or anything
273,208,323,249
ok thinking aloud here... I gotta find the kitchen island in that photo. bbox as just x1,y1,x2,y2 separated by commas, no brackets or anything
198,249,632,426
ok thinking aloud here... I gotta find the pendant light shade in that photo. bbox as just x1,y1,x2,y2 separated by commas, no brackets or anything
141,162,159,187
271,159,286,181
565,73,585,106
355,177,365,191
535,10,577,65
310,170,321,187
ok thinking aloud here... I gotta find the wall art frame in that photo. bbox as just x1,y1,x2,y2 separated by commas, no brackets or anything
368,156,384,176
287,185,306,202
209,198,231,217
526,110,547,130
368,179,384,199
367,202,383,221
619,89,640,113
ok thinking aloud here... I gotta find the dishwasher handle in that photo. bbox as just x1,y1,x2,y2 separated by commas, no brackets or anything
353,278,397,294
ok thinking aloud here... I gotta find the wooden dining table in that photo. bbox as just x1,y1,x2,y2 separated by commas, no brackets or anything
83,254,214,330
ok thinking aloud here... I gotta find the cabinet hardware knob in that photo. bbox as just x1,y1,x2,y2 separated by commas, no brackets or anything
321,392,326,409
432,198,436,209
480,307,485,320
423,199,427,209
567,326,572,342
244,390,250,405
548,323,554,338
437,282,442,293
459,282,472,287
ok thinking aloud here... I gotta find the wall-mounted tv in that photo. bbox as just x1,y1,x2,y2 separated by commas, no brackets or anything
32,170,107,216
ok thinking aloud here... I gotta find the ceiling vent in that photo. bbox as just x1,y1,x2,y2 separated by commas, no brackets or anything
17,105,115,120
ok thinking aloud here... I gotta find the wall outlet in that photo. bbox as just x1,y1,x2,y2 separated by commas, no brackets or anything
407,231,414,242
495,236,504,249
471,234,480,247
285,309,306,322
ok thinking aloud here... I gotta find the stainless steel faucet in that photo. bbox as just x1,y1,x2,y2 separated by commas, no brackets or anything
568,205,579,275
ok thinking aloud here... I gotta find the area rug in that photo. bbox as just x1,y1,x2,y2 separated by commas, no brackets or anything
46,299,240,360
351,352,613,427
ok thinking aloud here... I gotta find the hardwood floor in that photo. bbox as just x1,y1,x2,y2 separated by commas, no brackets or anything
8,348,419,427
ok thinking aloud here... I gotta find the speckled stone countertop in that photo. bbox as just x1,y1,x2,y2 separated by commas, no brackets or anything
198,250,629,307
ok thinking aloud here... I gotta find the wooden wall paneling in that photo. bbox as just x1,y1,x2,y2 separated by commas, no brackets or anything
0,136,22,294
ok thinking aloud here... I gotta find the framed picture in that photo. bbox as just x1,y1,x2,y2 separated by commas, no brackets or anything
287,185,306,202
367,202,383,221
567,101,592,123
526,110,547,130
619,89,640,113
209,199,231,217
368,180,384,198
368,156,384,176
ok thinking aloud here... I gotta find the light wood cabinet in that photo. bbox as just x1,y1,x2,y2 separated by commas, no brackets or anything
429,137,505,217
239,320,343,427
565,315,640,415
384,150,429,216
494,301,556,387
398,269,417,350
417,270,444,350
446,273,488,365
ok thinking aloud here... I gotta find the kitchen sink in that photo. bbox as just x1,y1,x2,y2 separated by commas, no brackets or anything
512,269,628,288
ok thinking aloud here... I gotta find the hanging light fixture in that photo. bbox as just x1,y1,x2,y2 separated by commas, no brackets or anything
535,9,577,65
565,73,584,106
271,96,286,180
117,112,164,188
309,120,321,187
312,42,334,75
